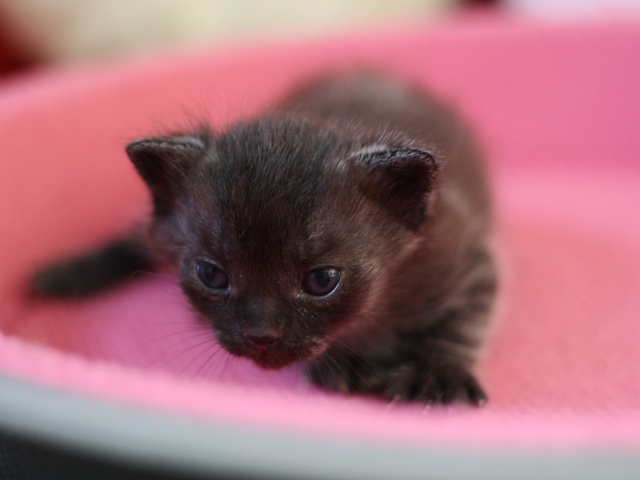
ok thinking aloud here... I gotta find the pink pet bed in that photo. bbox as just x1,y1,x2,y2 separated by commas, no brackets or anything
0,19,639,479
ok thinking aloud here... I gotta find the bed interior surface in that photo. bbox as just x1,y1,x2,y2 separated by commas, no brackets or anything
0,20,639,449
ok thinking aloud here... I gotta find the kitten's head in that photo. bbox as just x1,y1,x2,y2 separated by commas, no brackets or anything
127,118,440,368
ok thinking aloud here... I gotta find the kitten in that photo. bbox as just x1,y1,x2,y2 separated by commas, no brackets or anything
31,73,496,405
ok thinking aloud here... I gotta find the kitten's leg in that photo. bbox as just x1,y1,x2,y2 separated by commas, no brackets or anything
309,337,488,405
387,248,497,405
30,238,154,298
385,333,488,405
308,248,496,406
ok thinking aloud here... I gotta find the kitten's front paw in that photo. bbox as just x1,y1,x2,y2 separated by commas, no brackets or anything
307,353,486,406
387,362,487,406
306,352,392,396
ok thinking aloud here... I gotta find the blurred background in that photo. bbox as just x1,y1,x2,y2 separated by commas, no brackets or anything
1,0,640,75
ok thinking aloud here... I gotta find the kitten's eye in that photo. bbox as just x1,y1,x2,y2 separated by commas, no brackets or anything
196,262,230,290
303,268,341,296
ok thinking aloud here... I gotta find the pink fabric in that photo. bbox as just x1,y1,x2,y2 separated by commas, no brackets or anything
1,19,639,450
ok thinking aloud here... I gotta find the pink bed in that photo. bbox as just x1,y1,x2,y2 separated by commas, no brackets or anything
0,18,639,479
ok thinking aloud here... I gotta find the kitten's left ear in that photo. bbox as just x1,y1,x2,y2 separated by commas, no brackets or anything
126,135,205,215
355,146,441,230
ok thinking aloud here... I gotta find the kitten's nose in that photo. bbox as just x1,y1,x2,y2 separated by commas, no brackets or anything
244,333,279,351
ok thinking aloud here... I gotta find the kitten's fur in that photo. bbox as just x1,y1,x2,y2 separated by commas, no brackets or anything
31,74,496,405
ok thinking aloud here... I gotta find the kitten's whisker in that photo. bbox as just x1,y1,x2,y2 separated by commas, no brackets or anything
318,355,341,390
331,340,384,379
145,331,215,360
194,346,225,379
329,340,390,389
211,350,232,379
144,328,211,345
141,321,207,328
295,363,309,394
151,336,217,371
315,358,330,388
180,342,221,376
204,348,229,379
219,353,235,381
325,353,348,378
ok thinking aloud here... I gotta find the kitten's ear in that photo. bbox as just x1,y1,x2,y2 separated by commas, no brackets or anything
126,136,205,215
355,146,441,230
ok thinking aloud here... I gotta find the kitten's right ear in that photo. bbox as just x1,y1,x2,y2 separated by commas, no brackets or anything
126,136,205,215
355,145,441,230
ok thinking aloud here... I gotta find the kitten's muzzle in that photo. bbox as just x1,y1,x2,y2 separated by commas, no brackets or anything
238,298,284,352
243,332,280,351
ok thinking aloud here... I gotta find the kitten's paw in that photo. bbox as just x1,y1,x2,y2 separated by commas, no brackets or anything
306,353,392,396
387,362,487,406
306,352,486,406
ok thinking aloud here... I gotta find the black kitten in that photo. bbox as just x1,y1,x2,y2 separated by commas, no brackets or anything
31,74,496,405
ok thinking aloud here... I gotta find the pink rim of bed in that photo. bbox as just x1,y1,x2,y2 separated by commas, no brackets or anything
1,18,639,452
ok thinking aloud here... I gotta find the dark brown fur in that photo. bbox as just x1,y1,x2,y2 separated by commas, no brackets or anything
31,74,496,405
